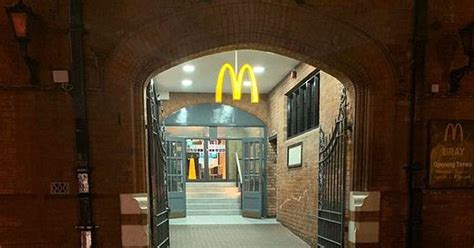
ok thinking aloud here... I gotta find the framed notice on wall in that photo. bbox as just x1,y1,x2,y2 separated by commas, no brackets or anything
287,142,303,168
429,120,474,188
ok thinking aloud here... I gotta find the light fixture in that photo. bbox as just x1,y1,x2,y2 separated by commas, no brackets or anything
449,22,474,93
5,0,38,85
253,66,265,74
182,79,193,86
183,64,195,73
243,80,252,87
291,69,297,79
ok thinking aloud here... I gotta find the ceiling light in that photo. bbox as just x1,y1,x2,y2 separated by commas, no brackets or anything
253,66,265,73
182,79,193,86
243,80,252,87
183,65,195,73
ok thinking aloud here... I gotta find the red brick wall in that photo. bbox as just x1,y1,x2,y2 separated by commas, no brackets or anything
1,1,474,247
419,1,474,247
266,139,278,217
268,64,344,245
0,1,78,247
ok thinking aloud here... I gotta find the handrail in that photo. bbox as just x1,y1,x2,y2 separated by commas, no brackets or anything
235,152,243,185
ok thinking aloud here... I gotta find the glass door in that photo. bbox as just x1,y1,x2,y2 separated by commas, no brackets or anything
207,139,227,181
241,138,265,218
185,139,206,181
166,138,186,218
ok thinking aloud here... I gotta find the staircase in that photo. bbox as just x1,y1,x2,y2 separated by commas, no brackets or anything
186,182,241,216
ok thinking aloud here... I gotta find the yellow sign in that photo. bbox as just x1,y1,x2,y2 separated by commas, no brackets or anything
215,63,259,104
444,123,464,141
430,121,474,188
188,158,197,180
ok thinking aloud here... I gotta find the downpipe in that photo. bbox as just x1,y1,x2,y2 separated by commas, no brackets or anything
405,0,427,247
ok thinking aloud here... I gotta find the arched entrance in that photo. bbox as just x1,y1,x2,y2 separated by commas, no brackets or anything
163,103,267,219
86,2,401,247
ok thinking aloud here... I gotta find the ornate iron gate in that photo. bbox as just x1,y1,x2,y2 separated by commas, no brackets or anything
146,81,170,248
317,89,348,248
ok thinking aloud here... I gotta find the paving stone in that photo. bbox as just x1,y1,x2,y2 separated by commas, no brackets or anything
170,224,310,248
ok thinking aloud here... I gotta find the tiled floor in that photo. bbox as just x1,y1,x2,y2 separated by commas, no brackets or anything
169,215,279,225
169,216,310,248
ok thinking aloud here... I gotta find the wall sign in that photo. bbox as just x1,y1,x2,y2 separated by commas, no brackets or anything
429,120,474,188
287,142,303,168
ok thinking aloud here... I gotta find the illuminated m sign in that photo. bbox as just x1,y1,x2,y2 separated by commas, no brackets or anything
444,123,464,141
215,63,259,104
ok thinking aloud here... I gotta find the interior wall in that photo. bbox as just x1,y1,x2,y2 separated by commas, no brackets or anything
268,64,345,245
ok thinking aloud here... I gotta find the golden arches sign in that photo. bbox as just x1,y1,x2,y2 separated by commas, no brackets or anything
215,63,259,104
444,123,464,141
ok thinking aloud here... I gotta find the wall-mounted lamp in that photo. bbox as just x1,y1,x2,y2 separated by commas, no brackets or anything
5,0,38,85
449,22,474,93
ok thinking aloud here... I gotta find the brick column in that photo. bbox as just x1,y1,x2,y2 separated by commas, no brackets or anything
348,191,381,248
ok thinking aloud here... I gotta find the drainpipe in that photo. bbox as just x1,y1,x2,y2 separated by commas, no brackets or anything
70,0,96,247
406,0,427,247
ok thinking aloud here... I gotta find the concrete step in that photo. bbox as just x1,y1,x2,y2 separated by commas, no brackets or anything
187,197,240,204
186,192,241,199
186,186,239,193
187,209,241,216
186,182,236,188
187,202,240,210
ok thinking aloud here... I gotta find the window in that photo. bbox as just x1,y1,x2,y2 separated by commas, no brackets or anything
286,71,320,137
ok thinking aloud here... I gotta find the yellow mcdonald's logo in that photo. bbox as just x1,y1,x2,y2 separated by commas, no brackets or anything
444,123,464,141
215,63,259,104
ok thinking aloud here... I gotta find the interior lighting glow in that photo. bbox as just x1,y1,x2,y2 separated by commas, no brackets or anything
253,66,265,73
183,65,195,72
182,79,193,86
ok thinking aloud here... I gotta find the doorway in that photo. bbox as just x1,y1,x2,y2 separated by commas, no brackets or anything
166,135,266,218
185,138,228,182
162,102,268,219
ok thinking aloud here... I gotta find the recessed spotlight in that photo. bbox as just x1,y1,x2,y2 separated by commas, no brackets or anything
253,66,265,73
182,79,193,86
183,65,195,73
243,80,252,87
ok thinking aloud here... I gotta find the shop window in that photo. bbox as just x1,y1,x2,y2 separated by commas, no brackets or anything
286,71,320,138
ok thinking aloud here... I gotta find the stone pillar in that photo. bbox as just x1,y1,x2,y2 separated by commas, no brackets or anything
348,191,381,247
120,193,149,248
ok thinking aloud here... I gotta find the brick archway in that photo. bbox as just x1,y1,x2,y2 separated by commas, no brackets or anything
86,2,400,246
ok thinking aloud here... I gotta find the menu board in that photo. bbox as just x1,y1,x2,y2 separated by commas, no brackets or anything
429,120,474,188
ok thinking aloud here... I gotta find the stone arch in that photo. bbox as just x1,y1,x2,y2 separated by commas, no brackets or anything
90,2,400,200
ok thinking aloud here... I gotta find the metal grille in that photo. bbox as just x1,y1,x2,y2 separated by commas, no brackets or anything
50,182,70,195
146,81,170,248
317,89,347,248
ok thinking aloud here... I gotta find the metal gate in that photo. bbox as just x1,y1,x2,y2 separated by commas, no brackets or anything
146,81,170,248
165,138,186,218
241,138,265,218
317,89,348,248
